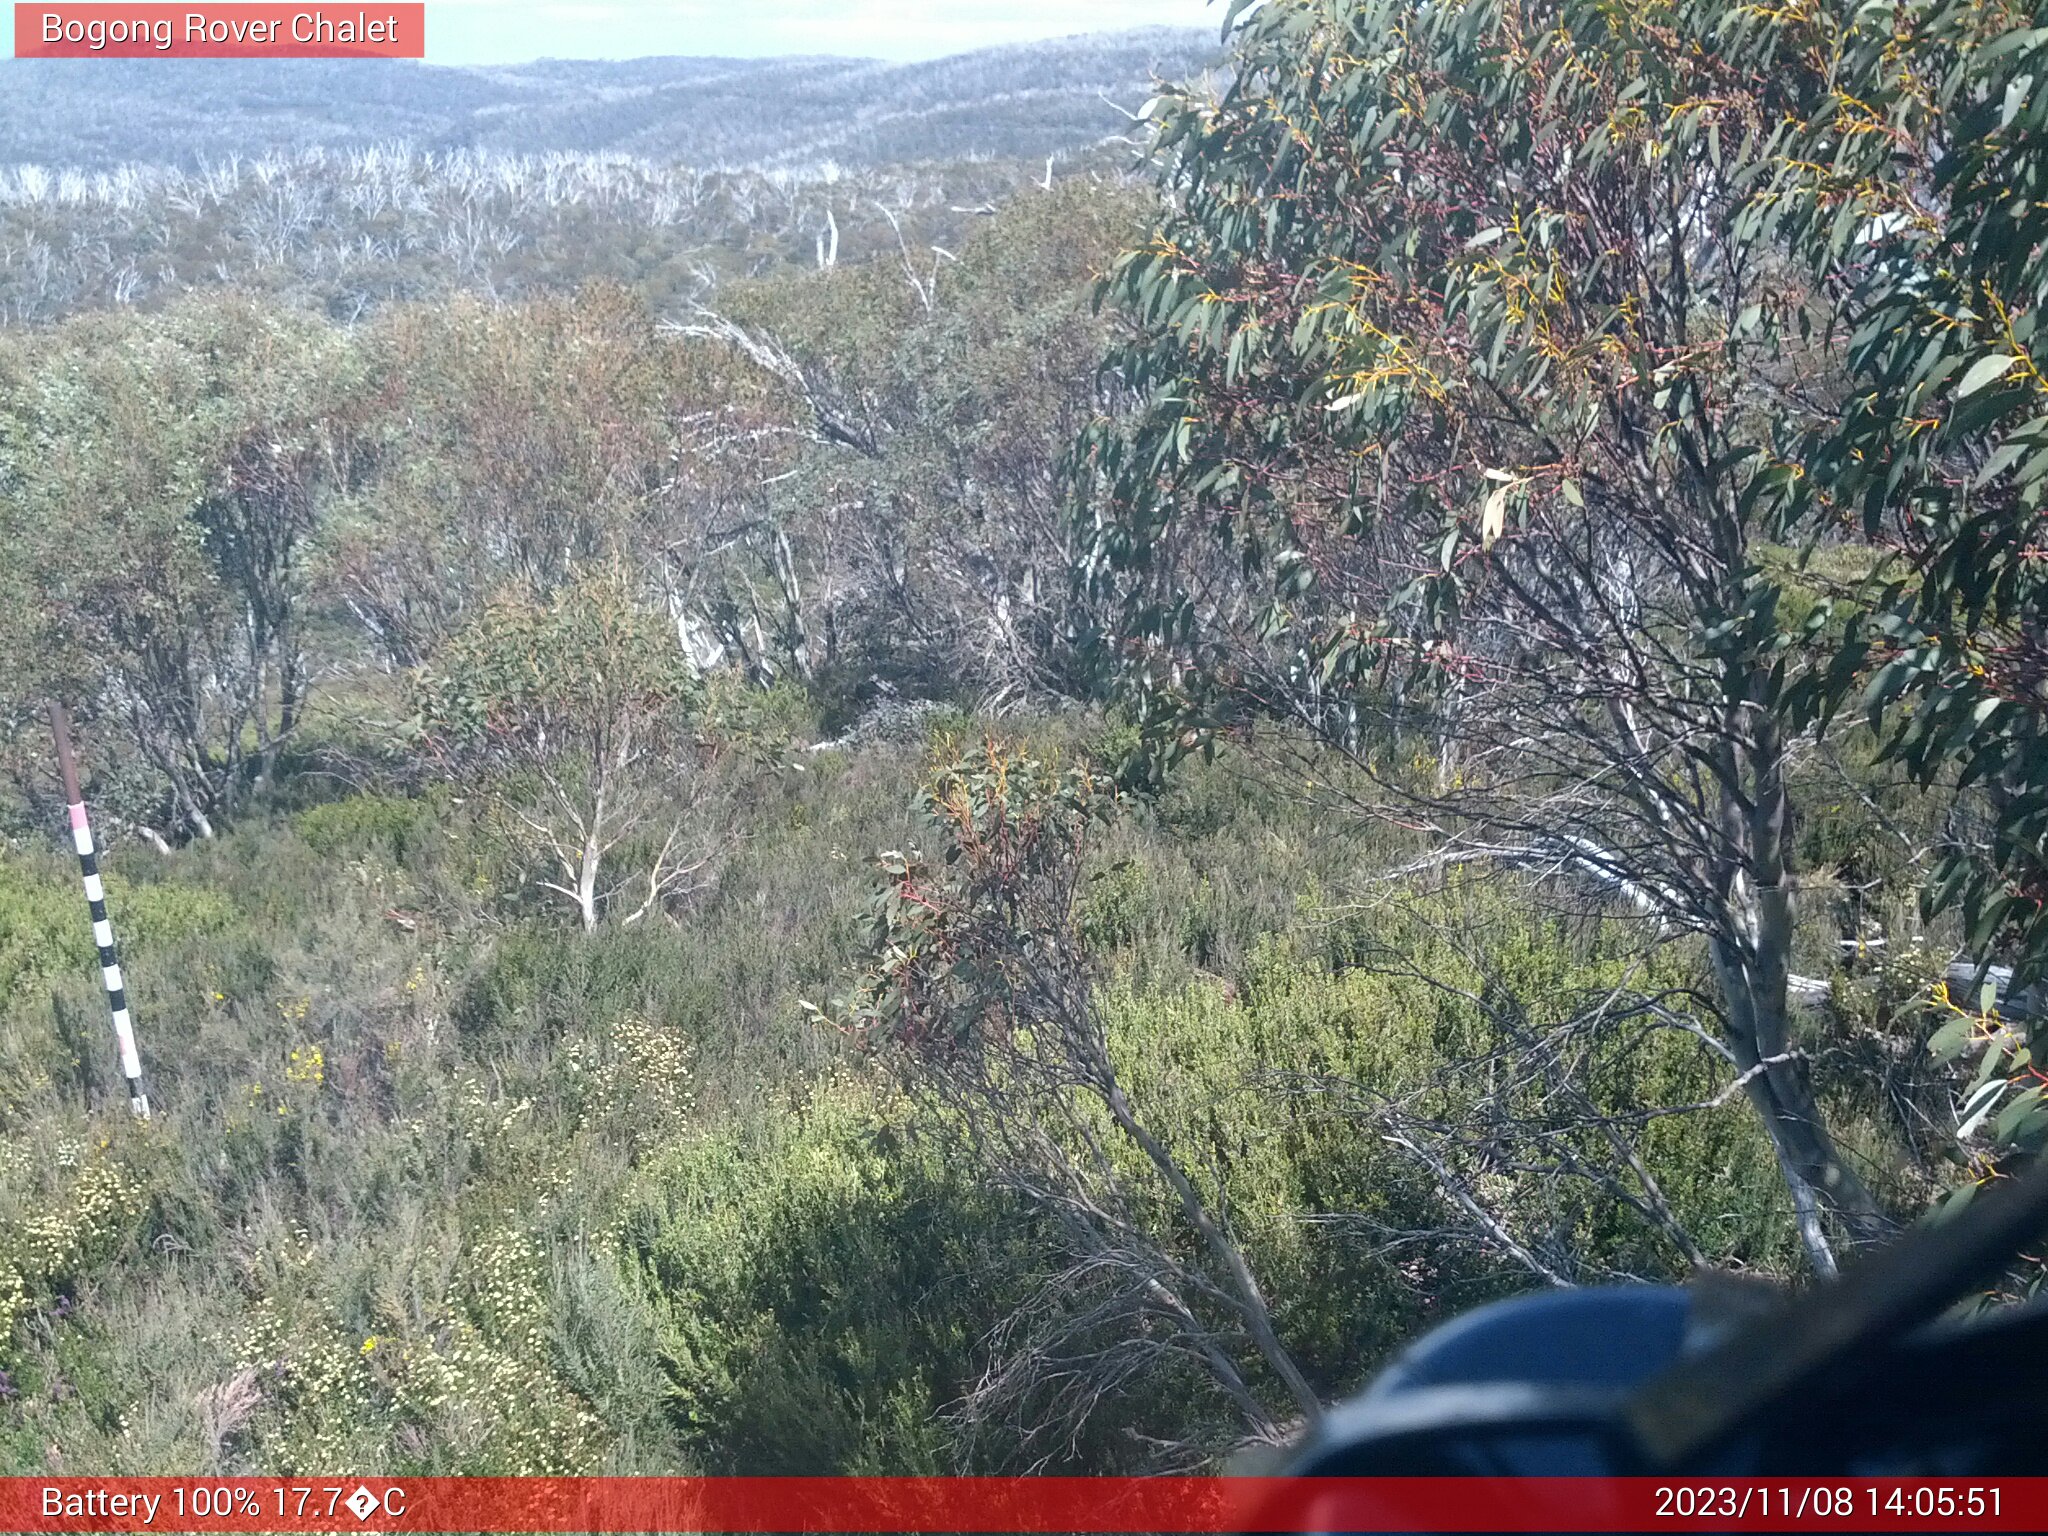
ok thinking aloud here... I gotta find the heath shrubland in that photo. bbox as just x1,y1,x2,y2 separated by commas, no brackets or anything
4,715,1895,1472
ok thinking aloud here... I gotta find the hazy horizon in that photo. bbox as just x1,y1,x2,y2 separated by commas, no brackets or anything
1,1,1220,66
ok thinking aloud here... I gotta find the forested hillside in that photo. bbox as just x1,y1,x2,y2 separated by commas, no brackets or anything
0,29,1214,326
1,30,1215,170
4,0,2048,1480
0,146,1089,324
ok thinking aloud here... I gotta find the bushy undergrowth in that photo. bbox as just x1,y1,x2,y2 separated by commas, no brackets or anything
1,718,1886,1474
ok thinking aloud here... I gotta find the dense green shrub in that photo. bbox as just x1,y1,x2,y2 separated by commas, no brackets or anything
295,794,434,865
628,1078,997,1473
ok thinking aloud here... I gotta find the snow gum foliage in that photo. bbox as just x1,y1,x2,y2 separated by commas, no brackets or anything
1073,0,2048,1266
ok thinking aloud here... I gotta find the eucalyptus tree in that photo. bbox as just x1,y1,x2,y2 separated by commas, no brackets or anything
1776,1,2048,1174
413,567,723,932
1075,0,1884,1268
679,184,1151,708
0,296,363,841
326,287,691,670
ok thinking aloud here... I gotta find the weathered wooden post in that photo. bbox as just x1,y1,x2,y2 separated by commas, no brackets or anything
49,703,150,1119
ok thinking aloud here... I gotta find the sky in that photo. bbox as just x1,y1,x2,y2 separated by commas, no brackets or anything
3,2,1223,64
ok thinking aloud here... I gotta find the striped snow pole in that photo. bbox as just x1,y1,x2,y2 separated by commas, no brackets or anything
49,703,150,1120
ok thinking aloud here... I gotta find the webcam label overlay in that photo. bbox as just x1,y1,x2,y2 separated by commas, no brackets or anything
15,5,426,57
2,1478,2044,1532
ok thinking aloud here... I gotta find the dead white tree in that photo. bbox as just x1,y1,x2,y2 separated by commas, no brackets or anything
417,572,728,931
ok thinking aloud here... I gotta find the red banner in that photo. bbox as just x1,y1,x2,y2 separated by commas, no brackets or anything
1,1477,2042,1533
14,5,425,59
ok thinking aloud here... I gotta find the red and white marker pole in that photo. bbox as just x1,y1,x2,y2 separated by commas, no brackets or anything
49,703,150,1120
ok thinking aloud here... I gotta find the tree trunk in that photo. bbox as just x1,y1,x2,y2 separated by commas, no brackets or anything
255,620,302,797
575,837,600,932
163,758,216,842
252,647,278,797
771,527,813,682
1714,708,1890,1272
1102,1078,1324,1427
1714,949,1880,1272
574,775,607,933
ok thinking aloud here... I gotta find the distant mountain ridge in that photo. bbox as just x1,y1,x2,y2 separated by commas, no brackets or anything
0,28,1220,171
